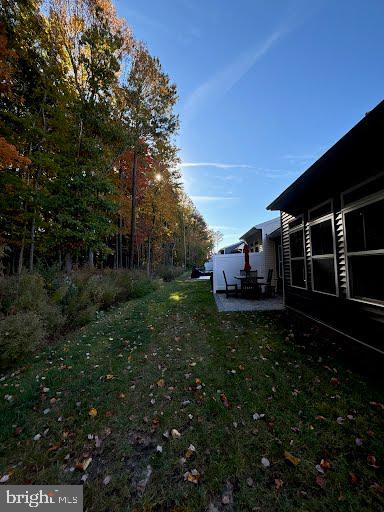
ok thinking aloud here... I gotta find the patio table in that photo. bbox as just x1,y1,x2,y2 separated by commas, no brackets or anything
234,275,263,299
234,276,264,281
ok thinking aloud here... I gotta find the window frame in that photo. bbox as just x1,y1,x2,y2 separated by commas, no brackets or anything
308,198,334,221
342,191,384,308
341,171,384,209
308,202,338,297
288,214,307,289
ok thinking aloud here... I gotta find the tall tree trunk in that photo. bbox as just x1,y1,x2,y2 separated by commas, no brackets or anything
29,213,35,272
115,233,119,269
119,214,123,268
18,223,27,275
88,248,94,267
147,238,151,277
129,152,138,269
65,252,72,273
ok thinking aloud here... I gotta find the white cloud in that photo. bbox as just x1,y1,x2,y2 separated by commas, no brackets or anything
183,27,289,118
180,162,254,169
190,195,239,202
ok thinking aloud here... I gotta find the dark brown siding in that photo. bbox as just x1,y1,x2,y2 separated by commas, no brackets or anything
281,186,384,353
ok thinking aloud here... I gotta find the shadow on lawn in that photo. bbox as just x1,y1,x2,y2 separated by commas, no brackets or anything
279,311,384,385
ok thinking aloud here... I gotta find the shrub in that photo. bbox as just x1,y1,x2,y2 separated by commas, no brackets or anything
0,273,64,333
110,269,157,300
0,312,45,368
156,265,184,282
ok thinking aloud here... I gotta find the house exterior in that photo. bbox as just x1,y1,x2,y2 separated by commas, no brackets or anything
212,217,282,293
268,100,384,354
218,241,244,254
240,217,282,291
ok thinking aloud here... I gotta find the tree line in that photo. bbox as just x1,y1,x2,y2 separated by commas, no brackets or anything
0,0,214,275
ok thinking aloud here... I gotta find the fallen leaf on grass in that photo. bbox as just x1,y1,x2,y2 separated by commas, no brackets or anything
0,474,10,483
76,457,92,472
185,444,196,459
252,413,265,421
367,454,380,469
47,444,60,453
284,451,300,466
261,457,270,467
349,472,360,486
369,401,384,410
355,437,363,446
316,475,326,488
184,469,200,484
320,459,332,471
220,393,230,409
156,379,165,388
171,429,181,439
88,408,97,417
275,478,283,491
370,483,384,494
330,377,340,386
103,475,111,485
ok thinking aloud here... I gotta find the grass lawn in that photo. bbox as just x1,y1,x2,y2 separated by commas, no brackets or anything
1,277,383,511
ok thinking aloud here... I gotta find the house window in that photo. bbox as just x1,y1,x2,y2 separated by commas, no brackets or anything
344,197,384,304
309,217,337,295
289,218,306,288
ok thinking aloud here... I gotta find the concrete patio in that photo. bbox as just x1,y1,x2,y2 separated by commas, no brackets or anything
214,293,284,312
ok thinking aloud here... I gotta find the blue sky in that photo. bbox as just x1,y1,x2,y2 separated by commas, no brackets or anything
115,0,384,247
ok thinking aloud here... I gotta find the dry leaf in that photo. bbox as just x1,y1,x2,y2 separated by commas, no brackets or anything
284,451,301,466
47,444,60,453
76,457,92,472
184,469,200,484
370,483,384,494
156,379,165,388
274,478,283,491
88,408,97,417
320,459,332,471
316,475,326,488
367,454,380,469
220,393,230,408
103,475,111,485
349,472,360,486
171,429,181,439
261,457,270,467
185,444,196,459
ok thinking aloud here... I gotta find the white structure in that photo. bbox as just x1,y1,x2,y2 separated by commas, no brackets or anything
212,217,281,294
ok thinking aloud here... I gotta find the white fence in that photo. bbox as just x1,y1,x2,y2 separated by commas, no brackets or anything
212,252,264,293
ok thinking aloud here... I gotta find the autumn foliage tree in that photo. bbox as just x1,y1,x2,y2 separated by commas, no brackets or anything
0,0,213,275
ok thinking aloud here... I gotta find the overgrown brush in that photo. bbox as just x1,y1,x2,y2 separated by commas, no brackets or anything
0,267,159,369
156,265,184,282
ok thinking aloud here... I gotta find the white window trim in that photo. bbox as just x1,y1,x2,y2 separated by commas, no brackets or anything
288,215,307,290
342,192,384,308
308,211,339,297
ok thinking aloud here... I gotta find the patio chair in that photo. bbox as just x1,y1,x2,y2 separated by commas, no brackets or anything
222,271,239,298
241,272,260,299
260,269,274,297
